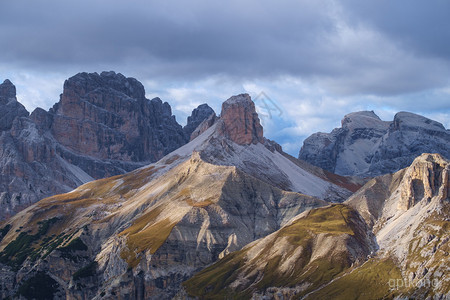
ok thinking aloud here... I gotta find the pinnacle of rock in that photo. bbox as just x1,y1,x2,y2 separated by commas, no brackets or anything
218,93,264,145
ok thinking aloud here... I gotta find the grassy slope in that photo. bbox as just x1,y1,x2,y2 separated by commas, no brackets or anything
305,258,402,300
183,204,366,299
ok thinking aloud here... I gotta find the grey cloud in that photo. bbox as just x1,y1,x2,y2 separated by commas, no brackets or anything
1,0,450,98
341,0,450,60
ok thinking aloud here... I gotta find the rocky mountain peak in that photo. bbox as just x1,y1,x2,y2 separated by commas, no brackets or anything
392,111,445,131
0,79,29,131
218,93,264,145
341,110,387,130
0,79,17,103
61,71,146,103
48,71,186,162
300,110,449,177
183,103,215,140
398,153,449,210
0,72,190,221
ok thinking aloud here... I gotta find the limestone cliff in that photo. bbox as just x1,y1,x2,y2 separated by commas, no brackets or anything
342,153,450,298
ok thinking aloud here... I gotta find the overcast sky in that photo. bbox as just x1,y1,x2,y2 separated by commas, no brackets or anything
1,0,449,155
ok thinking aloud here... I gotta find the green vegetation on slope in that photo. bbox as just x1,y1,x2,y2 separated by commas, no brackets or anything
183,249,251,299
73,261,98,280
184,204,363,299
59,237,88,252
0,217,59,269
305,258,402,300
0,224,11,242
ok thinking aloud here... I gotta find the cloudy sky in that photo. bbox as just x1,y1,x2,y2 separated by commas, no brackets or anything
1,0,449,155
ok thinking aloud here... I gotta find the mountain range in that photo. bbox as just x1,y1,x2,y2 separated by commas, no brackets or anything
299,110,450,177
0,72,215,220
0,72,448,299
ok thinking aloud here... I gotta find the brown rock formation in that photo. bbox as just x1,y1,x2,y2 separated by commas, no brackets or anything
218,94,264,145
50,71,186,162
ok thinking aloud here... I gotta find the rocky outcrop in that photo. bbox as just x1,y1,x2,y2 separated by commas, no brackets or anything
0,79,29,131
218,94,264,145
189,112,218,141
50,71,186,162
299,111,450,177
343,153,449,298
0,72,191,220
183,103,215,140
398,153,448,210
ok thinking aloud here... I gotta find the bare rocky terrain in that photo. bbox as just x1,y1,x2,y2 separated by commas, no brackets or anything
0,73,214,220
299,110,450,177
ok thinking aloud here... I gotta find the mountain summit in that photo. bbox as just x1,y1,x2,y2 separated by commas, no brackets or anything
299,110,450,176
218,93,264,145
0,79,29,131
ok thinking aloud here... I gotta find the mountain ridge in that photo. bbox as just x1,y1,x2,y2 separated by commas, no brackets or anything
0,73,215,220
299,110,450,177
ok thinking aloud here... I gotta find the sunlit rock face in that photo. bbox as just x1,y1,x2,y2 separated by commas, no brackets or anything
218,94,264,145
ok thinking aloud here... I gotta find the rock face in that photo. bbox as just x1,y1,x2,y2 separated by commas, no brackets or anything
218,94,264,145
0,72,191,220
0,79,29,130
183,103,215,140
299,110,450,177
341,153,449,299
50,71,186,162
0,94,357,299
188,112,218,141
398,153,448,210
